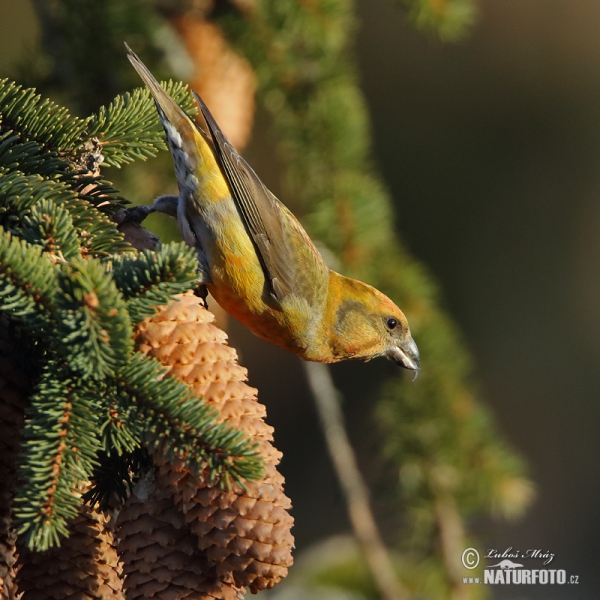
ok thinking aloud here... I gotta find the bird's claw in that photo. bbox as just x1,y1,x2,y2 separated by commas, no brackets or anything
121,205,155,224
194,284,209,308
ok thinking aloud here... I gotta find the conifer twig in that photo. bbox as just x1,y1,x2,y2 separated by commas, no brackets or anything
303,361,408,600
434,492,471,600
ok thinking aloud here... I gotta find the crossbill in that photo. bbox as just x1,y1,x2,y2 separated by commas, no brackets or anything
126,46,419,373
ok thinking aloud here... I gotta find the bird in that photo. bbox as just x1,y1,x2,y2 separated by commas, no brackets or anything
126,45,420,373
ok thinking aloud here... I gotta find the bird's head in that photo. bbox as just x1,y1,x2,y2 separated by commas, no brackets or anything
327,274,420,374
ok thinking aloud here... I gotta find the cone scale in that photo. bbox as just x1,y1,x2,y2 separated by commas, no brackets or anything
119,292,294,597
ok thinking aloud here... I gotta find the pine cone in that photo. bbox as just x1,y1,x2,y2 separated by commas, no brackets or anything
170,15,257,150
135,292,294,594
17,501,124,600
118,471,243,600
0,319,30,600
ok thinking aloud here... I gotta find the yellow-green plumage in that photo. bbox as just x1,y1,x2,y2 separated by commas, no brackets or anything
127,46,420,371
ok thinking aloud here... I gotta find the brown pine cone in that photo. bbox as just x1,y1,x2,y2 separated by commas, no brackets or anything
118,471,244,600
170,15,257,150
16,501,124,600
0,319,30,600
135,292,294,594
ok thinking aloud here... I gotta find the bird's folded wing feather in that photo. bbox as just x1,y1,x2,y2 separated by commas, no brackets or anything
193,90,329,307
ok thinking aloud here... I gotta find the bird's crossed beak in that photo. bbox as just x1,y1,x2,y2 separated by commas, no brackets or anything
387,335,420,379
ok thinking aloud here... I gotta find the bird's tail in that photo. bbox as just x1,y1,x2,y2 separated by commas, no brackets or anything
126,43,209,178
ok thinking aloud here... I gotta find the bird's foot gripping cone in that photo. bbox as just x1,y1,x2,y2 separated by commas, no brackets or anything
121,292,294,598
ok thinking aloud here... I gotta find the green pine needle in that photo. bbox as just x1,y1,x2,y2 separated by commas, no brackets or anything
0,168,130,258
70,173,127,215
112,242,199,323
0,130,67,178
119,353,264,485
0,78,87,156
0,169,65,223
15,366,102,552
0,227,57,323
99,386,141,456
21,199,81,260
56,258,133,379
87,81,198,167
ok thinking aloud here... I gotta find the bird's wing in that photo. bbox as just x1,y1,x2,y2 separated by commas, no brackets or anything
193,90,328,306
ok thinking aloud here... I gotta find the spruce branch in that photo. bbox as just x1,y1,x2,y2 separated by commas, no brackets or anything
99,385,141,457
55,258,133,379
112,242,199,323
86,81,198,167
0,72,268,560
21,199,81,260
0,168,130,258
119,353,264,486
44,177,130,256
14,365,102,552
70,173,126,215
0,169,72,220
0,227,57,324
0,78,87,157
0,131,66,178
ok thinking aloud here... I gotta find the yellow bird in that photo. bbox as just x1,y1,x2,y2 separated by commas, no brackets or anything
126,46,419,373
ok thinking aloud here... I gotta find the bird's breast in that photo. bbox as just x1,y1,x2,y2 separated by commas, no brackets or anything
184,191,309,353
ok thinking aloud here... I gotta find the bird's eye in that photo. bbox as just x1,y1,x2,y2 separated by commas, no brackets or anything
386,317,398,330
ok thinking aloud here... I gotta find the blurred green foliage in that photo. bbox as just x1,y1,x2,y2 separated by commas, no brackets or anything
399,0,477,41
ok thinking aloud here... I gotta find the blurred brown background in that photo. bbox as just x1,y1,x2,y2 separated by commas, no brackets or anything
1,1,599,598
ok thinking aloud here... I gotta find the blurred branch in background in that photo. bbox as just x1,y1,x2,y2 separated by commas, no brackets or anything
15,0,535,598
304,361,408,600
